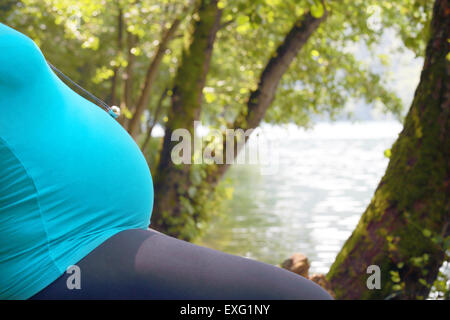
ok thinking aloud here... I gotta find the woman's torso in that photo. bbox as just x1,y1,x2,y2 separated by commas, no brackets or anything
0,23,153,299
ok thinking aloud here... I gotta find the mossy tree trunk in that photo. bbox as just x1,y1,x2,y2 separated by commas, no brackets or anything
327,0,449,300
151,6,327,239
205,10,327,187
150,0,222,238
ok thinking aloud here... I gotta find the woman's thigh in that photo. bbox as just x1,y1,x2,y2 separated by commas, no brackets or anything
30,228,332,300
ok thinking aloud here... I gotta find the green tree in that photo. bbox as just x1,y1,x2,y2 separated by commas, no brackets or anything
0,0,435,240
152,0,223,237
327,0,449,299
148,0,433,239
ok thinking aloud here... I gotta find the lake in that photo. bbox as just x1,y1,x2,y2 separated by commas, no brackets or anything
195,120,403,274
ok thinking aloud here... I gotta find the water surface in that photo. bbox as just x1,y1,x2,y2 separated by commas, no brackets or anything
196,121,403,273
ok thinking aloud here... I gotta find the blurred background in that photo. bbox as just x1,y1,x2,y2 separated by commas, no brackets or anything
1,0,447,299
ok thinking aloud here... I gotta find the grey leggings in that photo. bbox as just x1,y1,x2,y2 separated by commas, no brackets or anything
30,228,332,300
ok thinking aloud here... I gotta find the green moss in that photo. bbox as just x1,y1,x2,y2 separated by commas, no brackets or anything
327,17,449,298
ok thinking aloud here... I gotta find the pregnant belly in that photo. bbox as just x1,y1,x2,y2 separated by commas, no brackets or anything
1,79,154,249
0,23,154,244
0,22,153,298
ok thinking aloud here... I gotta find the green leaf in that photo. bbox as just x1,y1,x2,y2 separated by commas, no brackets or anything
392,284,402,291
418,278,428,286
188,186,197,198
422,229,432,238
311,49,320,57
236,15,249,26
310,3,324,18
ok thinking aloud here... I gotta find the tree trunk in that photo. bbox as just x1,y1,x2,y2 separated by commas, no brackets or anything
126,8,187,138
207,10,328,187
123,30,137,110
327,0,449,300
108,6,123,107
151,6,327,239
117,30,137,127
141,87,168,151
150,0,222,238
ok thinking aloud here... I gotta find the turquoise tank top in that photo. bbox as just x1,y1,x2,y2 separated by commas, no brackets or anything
0,23,154,299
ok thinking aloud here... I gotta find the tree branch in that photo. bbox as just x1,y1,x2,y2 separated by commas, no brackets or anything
108,6,123,106
126,5,190,137
141,87,168,151
207,9,328,185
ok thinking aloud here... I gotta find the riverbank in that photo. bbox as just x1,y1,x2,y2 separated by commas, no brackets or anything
195,121,403,273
